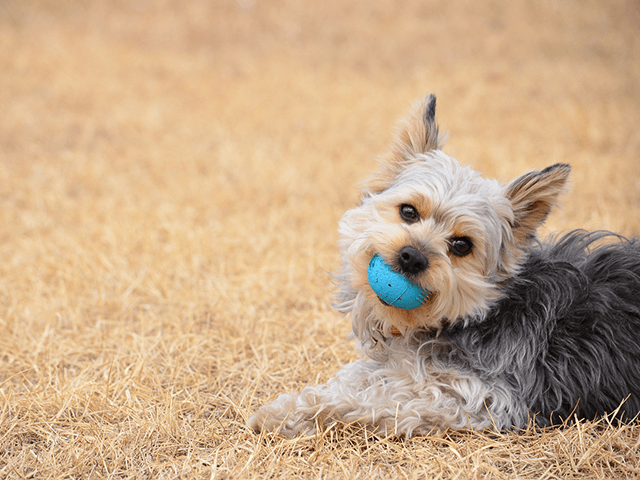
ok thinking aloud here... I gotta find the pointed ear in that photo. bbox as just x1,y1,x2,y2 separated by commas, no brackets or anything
506,164,571,241
394,93,442,156
363,94,444,195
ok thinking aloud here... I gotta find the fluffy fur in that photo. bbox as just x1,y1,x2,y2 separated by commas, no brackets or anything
249,95,640,437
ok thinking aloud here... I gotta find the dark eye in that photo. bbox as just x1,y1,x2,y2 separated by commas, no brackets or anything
450,237,473,257
399,204,420,223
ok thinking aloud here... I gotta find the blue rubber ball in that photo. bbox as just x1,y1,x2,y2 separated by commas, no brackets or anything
367,254,431,310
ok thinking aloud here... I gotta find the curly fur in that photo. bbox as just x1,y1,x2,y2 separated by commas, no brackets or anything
249,95,640,437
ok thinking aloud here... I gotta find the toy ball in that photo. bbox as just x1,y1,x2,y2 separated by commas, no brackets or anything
367,254,431,310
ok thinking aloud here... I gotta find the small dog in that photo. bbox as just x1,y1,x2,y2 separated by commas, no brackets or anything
249,95,640,437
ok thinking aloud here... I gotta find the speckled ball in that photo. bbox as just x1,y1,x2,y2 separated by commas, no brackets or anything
367,254,431,310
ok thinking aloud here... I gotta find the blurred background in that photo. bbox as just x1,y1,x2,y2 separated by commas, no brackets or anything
0,1,639,476
2,0,639,233
1,0,639,353
1,0,640,374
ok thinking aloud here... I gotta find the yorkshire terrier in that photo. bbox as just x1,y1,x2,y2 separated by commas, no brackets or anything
249,95,640,437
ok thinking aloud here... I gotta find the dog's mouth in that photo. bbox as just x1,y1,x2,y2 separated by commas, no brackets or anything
367,254,432,310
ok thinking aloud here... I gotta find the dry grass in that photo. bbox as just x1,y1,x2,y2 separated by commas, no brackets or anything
0,0,639,478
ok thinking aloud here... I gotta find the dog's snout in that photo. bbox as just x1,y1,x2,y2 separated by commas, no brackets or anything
397,246,428,275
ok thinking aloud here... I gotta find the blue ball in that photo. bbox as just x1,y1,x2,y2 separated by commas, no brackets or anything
367,254,431,310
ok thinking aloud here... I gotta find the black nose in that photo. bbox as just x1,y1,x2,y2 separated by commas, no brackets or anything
397,246,428,275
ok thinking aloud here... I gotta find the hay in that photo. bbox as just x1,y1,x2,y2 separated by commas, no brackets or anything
0,0,639,477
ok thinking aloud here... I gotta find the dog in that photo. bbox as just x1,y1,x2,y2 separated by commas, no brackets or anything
249,95,640,437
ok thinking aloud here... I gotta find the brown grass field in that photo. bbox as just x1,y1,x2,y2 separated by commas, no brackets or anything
1,0,640,478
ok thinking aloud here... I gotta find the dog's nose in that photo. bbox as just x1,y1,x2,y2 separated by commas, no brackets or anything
397,246,428,275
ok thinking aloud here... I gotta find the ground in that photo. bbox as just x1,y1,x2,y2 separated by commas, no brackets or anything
1,0,639,478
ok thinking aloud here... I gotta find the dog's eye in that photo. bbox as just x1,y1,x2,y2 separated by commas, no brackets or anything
450,237,473,257
399,204,420,223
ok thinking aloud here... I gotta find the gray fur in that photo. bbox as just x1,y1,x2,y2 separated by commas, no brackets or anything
443,230,640,426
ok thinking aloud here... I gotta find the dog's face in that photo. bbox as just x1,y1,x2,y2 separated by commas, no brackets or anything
336,96,571,334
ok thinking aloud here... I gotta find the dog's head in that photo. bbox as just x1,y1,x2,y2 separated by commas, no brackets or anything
335,95,571,337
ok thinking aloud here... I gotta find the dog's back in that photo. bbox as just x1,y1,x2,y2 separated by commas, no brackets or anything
446,230,640,426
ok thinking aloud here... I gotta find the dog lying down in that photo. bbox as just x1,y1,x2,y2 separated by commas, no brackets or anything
249,95,640,437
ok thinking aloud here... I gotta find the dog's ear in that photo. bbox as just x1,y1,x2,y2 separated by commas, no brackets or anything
506,164,571,241
394,94,442,157
364,95,444,195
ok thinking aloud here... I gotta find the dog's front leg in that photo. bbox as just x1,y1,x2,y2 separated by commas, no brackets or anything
250,350,520,437
249,358,387,437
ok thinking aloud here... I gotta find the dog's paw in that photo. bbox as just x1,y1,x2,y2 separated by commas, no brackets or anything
248,393,316,438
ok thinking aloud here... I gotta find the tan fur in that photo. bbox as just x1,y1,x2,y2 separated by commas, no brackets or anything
506,165,572,244
363,95,444,195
